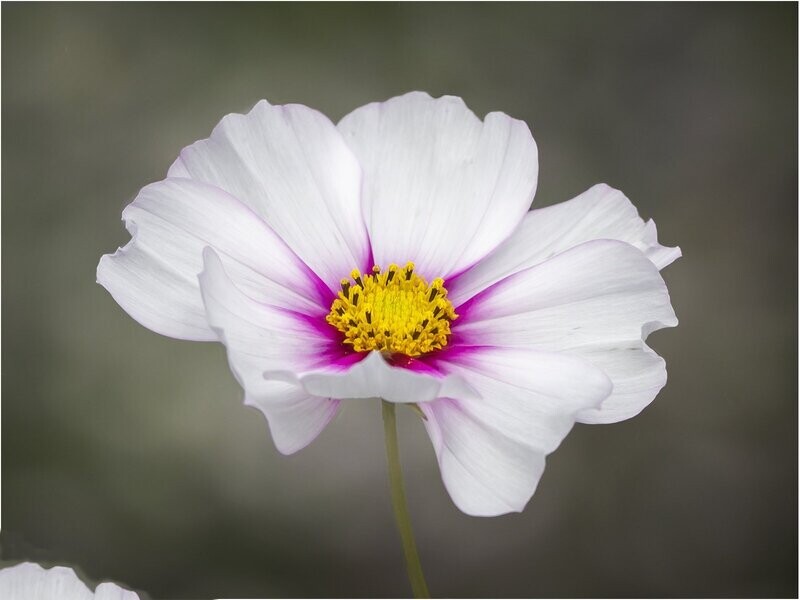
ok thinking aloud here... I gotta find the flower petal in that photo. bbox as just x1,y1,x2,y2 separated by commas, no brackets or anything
570,342,668,424
0,563,138,600
456,240,677,346
244,381,340,455
338,91,538,280
448,183,681,306
95,583,140,600
0,564,92,600
421,398,546,517
419,346,611,517
455,239,678,424
170,100,370,290
266,350,478,405
198,247,339,452
198,247,329,373
437,346,612,452
97,178,327,341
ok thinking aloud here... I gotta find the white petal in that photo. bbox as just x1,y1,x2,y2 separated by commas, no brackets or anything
639,219,682,269
440,347,611,453
266,350,478,404
98,239,212,341
457,240,677,348
338,92,538,280
0,564,92,600
0,563,138,600
449,183,681,305
94,583,140,600
244,381,340,455
199,248,339,452
420,346,610,517
571,342,667,424
170,100,369,289
421,399,545,517
98,178,328,341
199,247,330,381
456,240,677,424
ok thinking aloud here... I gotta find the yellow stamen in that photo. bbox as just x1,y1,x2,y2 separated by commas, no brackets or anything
326,262,457,357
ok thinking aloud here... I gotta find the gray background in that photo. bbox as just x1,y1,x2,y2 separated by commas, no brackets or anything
2,3,797,598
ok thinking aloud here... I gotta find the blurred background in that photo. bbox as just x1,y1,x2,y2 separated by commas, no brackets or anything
2,3,797,598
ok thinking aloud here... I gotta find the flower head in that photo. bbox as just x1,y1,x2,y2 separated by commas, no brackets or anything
98,92,679,516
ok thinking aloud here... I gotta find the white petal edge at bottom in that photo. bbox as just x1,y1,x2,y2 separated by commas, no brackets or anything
0,563,139,600
572,341,668,424
244,381,341,455
421,399,547,516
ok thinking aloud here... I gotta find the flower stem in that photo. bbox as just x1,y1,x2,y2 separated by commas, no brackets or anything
382,400,430,599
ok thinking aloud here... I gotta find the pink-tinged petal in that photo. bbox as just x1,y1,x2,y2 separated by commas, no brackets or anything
0,563,139,600
420,346,610,517
449,183,681,306
198,248,339,452
455,240,677,425
199,247,331,377
266,350,478,405
456,240,677,345
338,91,538,280
97,178,328,342
170,100,370,290
244,381,340,455
437,346,612,453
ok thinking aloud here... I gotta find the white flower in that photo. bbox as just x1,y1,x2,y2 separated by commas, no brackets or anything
0,563,139,600
97,92,679,517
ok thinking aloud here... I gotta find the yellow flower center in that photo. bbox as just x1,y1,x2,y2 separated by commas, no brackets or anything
326,263,458,357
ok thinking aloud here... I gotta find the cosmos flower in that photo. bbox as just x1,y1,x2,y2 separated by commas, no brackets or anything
97,92,679,517
0,563,139,600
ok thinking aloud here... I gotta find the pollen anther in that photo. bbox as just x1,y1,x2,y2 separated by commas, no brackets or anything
326,262,457,357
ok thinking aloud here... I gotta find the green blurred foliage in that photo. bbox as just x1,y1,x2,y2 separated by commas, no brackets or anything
2,3,796,598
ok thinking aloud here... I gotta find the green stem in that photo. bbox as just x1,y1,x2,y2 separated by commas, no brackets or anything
382,400,431,599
